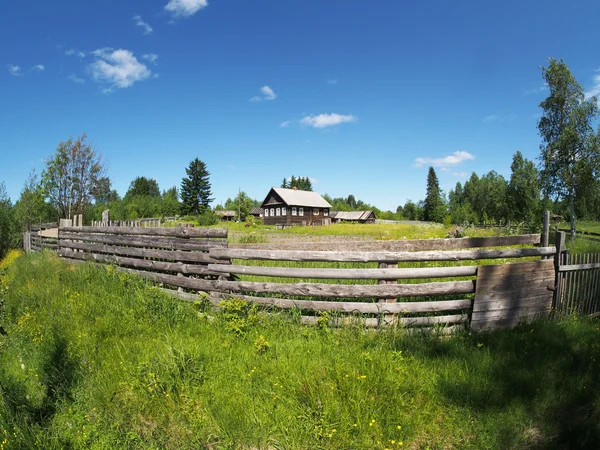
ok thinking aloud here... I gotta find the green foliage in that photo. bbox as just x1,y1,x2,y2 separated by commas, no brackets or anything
237,233,269,244
12,170,55,233
0,182,16,259
1,253,600,448
195,211,220,226
125,176,161,198
423,167,446,223
223,191,258,221
508,151,540,225
282,175,313,191
538,58,600,236
180,158,213,215
217,298,258,335
41,133,105,218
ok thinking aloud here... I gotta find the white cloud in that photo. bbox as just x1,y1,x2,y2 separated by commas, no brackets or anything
251,85,276,101
65,49,86,58
280,120,291,128
585,73,600,100
483,115,499,122
142,54,159,65
31,64,44,72
7,65,22,76
300,113,357,128
327,79,338,85
165,0,208,18
414,151,475,168
453,172,468,178
89,49,152,91
133,15,153,35
483,114,516,123
261,85,276,100
523,84,548,96
68,74,85,84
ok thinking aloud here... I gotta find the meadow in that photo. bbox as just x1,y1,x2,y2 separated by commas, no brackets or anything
1,251,600,449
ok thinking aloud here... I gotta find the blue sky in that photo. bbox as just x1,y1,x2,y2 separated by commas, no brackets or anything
2,0,600,211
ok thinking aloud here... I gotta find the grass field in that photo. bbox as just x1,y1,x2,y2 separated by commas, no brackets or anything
1,251,600,449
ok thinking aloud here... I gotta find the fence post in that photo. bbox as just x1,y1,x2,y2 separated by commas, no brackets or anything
553,231,566,314
378,262,397,326
23,231,30,253
541,210,550,259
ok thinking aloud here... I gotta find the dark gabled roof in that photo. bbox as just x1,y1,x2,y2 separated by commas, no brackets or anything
261,187,332,208
250,207,264,215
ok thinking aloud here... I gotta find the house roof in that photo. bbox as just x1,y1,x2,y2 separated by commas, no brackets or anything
330,211,375,221
215,210,236,217
250,207,264,215
262,187,332,208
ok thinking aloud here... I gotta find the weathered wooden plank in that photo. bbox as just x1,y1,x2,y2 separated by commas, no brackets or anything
471,310,551,330
210,247,556,263
207,292,473,313
474,279,554,301
300,314,467,328
559,262,600,272
59,232,227,251
474,270,556,289
473,292,553,309
114,267,475,298
60,226,227,239
59,241,222,264
473,296,552,315
206,264,478,280
476,259,554,276
300,316,463,333
57,249,219,276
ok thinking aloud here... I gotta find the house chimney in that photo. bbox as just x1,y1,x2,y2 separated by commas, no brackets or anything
292,186,297,190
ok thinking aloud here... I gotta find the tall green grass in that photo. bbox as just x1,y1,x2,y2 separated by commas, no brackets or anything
1,252,599,449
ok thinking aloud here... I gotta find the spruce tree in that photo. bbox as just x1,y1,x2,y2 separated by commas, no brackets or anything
423,167,445,223
180,158,213,215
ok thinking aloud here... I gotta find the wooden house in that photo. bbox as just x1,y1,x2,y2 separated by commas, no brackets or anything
260,187,333,226
249,207,264,220
330,211,376,224
215,210,236,222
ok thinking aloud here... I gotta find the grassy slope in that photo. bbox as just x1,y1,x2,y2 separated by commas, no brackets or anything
1,252,600,449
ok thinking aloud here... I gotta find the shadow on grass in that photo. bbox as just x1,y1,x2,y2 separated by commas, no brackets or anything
1,332,78,427
401,318,600,449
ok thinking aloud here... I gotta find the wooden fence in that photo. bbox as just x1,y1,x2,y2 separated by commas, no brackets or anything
26,222,58,252
202,234,555,331
29,220,600,331
56,226,229,280
553,231,600,317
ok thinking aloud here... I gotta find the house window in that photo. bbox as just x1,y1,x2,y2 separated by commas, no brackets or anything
292,207,297,216
270,208,274,217
265,209,269,217
282,207,287,215
313,208,319,215
324,209,329,216
276,208,280,216
299,207,304,216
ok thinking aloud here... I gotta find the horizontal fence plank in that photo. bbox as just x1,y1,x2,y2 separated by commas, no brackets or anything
208,292,473,314
300,316,464,332
60,226,228,239
207,264,478,280
473,292,553,310
59,232,227,251
210,247,556,263
112,267,476,298
57,249,222,276
233,234,542,251
59,241,221,264
559,262,600,272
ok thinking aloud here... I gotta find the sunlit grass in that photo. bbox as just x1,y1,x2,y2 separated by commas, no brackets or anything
1,253,598,448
